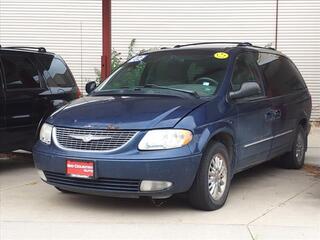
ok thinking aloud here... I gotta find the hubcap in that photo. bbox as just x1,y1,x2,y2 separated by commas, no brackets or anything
295,132,305,163
208,153,227,201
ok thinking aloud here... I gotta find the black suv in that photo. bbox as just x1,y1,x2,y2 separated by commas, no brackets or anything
0,46,81,152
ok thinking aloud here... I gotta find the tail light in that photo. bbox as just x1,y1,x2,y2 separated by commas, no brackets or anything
75,87,82,98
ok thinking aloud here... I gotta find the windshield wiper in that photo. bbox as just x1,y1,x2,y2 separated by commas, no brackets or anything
142,84,199,98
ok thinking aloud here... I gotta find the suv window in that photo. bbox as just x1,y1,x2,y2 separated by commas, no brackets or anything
1,53,41,90
37,55,75,88
231,52,264,96
258,53,306,97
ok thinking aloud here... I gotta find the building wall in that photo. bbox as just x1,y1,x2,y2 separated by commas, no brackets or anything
0,0,319,119
0,0,102,91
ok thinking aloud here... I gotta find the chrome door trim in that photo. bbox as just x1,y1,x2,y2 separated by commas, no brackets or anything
11,114,31,119
244,129,294,148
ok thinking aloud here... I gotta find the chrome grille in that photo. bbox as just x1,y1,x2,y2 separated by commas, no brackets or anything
54,127,137,151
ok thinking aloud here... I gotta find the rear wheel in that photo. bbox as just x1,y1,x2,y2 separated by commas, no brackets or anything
188,142,231,211
282,125,306,169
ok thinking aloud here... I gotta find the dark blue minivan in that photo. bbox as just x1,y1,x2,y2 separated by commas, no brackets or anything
33,42,312,210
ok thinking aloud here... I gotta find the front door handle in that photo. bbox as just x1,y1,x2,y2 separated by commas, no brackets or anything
273,109,281,120
265,111,274,121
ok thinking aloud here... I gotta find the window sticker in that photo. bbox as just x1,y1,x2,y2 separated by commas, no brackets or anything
128,55,147,63
214,52,229,59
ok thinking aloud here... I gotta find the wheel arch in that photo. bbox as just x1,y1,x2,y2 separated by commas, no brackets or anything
204,129,236,173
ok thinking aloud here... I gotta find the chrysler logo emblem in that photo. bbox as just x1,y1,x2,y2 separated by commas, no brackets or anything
69,134,112,143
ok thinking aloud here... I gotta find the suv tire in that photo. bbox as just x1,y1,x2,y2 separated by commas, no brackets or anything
282,125,306,169
189,142,231,211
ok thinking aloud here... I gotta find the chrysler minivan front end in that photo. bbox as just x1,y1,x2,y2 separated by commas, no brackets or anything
33,49,231,200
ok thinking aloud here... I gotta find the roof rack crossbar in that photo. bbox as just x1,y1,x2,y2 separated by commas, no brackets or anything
0,46,46,52
174,42,252,48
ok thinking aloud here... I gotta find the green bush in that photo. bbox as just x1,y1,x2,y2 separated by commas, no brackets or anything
95,39,158,82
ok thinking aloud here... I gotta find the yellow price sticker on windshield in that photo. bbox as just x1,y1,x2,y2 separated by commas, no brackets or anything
214,52,229,59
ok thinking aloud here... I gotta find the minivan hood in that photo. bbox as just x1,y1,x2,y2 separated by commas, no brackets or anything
48,95,207,129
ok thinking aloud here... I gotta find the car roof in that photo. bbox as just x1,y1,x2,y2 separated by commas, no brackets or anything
0,46,55,56
145,42,285,57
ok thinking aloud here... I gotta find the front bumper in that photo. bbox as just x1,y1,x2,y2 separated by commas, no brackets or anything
33,149,202,198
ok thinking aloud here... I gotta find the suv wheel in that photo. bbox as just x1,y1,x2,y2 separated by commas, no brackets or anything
189,142,231,211
282,125,306,169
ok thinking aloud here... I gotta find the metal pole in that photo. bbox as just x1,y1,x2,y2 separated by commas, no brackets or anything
101,0,111,81
275,0,279,50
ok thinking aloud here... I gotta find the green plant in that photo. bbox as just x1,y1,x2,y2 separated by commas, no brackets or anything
94,38,158,81
111,48,122,72
127,38,136,60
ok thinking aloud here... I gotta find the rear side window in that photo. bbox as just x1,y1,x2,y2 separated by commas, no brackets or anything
1,53,41,89
258,53,306,97
37,55,75,88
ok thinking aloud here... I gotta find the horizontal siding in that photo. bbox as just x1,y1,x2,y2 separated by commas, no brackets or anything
277,0,320,120
0,0,319,119
0,0,102,91
112,0,276,56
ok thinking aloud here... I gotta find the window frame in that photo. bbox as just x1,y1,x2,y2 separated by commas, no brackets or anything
228,50,267,102
35,55,76,89
0,52,46,92
257,53,307,98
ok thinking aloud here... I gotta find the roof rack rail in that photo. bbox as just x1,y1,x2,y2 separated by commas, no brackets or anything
174,42,253,48
0,46,46,52
250,44,276,51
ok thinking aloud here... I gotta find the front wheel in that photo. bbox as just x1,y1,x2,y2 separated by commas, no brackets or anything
188,142,232,211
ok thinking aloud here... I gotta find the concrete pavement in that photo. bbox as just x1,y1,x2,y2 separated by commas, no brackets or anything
0,129,319,240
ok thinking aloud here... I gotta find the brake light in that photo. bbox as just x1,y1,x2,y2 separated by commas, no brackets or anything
76,87,82,98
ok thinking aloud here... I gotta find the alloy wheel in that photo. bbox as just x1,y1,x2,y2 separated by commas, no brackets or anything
208,153,228,201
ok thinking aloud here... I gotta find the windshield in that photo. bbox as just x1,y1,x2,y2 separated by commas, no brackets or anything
95,50,230,97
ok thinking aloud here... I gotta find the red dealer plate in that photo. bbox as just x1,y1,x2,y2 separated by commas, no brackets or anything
66,160,94,179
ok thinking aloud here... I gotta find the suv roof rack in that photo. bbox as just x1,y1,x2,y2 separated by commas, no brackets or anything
174,42,253,48
0,45,46,52
173,42,276,50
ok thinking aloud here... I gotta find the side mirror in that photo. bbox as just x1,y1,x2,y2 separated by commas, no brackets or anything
85,81,97,94
229,82,261,100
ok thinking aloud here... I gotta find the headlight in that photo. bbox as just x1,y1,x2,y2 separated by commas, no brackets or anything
138,129,193,150
39,123,53,145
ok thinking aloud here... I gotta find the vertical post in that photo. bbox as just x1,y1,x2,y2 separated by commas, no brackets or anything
275,0,279,50
101,0,111,81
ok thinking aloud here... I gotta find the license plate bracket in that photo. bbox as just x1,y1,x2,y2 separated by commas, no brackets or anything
66,160,94,179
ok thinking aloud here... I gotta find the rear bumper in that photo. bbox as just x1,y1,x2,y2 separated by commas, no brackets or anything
33,150,202,198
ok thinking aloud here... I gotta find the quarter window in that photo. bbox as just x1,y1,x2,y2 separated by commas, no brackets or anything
258,53,306,97
1,54,41,89
37,55,75,88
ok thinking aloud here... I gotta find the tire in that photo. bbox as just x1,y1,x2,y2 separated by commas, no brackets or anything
282,125,307,169
188,142,232,211
55,186,76,194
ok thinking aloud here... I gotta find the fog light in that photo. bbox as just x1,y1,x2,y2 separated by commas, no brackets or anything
140,180,172,192
37,170,47,181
